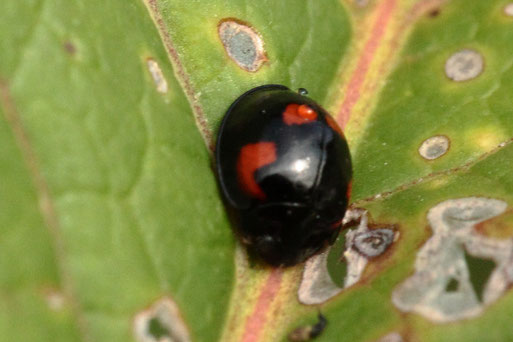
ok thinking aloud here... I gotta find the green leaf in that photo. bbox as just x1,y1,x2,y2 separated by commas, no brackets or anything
2,0,513,341
1,1,233,341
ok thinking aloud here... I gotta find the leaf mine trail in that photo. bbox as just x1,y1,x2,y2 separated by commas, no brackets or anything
0,81,92,341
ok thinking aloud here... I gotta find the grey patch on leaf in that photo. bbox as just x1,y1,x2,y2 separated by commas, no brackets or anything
298,250,342,305
298,209,397,304
353,228,395,258
504,3,513,16
146,58,168,94
445,49,484,82
134,297,190,342
344,209,397,287
418,135,450,160
375,332,404,342
218,19,267,72
392,197,511,323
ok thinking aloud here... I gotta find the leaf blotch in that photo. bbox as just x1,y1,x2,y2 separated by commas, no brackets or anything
42,288,66,311
134,297,191,342
504,3,513,17
418,135,450,160
298,209,398,305
63,41,76,55
392,197,513,323
218,19,267,72
146,58,168,94
445,49,484,82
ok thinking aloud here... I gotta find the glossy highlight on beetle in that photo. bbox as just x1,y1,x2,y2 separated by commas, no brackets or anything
215,85,352,266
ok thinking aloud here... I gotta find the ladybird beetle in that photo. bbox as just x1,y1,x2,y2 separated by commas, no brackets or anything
215,85,352,266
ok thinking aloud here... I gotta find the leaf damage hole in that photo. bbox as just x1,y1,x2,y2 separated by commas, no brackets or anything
418,135,450,160
463,249,496,302
445,49,484,82
148,317,171,340
326,233,348,288
298,209,398,304
445,277,459,292
134,297,191,342
146,58,168,94
504,3,513,17
392,197,513,323
218,19,267,72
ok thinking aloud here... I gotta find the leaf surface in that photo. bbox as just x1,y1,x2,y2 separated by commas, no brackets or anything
1,0,513,341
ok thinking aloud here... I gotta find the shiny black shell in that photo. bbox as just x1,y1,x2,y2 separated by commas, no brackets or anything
215,85,352,266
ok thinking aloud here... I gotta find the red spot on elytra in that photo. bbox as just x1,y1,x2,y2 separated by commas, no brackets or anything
325,114,344,137
283,103,317,125
346,181,352,200
237,142,277,200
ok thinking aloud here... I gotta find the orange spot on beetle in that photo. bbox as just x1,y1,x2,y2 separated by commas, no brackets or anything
298,104,317,120
283,104,318,125
330,221,341,230
346,181,352,200
237,142,277,200
325,114,344,137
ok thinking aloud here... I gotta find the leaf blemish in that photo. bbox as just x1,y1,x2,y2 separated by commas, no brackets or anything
392,197,513,323
42,288,66,311
504,3,513,17
63,41,76,55
375,332,404,342
352,228,395,258
288,313,328,341
354,0,370,7
445,49,484,82
133,297,191,342
428,8,441,17
298,209,398,304
342,210,397,287
418,135,450,160
146,58,169,94
298,249,342,305
218,19,267,72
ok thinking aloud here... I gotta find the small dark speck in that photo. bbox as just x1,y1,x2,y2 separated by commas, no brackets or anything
63,41,76,55
428,8,440,17
288,313,327,341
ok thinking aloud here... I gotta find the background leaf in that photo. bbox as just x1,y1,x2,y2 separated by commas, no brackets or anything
1,0,513,341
